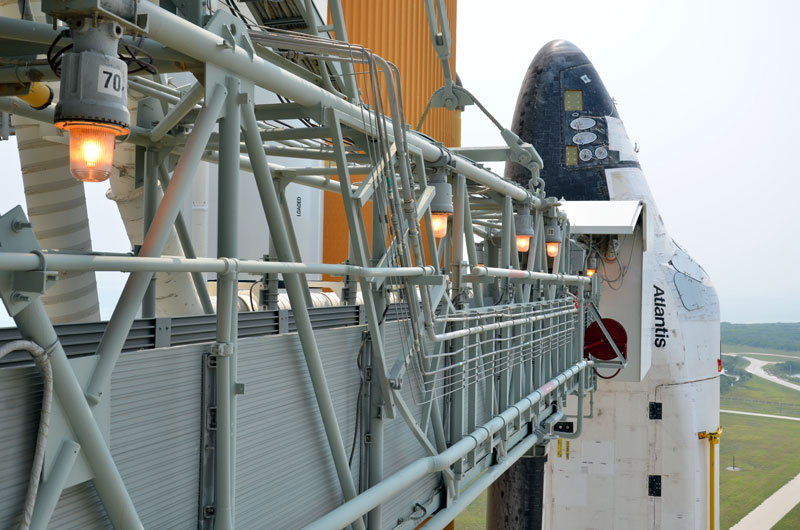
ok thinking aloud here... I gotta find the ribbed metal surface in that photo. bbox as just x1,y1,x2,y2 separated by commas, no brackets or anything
323,0,460,276
0,366,48,529
106,345,203,528
0,305,363,365
234,328,363,528
288,304,361,332
0,320,454,528
0,344,204,528
338,0,459,148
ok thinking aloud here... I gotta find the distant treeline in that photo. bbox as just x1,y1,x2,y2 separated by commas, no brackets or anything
721,322,800,352
766,360,800,380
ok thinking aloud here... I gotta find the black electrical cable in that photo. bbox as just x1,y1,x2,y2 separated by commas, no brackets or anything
46,30,71,77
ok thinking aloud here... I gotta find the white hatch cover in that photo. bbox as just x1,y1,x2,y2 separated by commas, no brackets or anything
559,200,643,235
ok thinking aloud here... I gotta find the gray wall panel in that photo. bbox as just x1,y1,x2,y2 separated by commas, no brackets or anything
108,344,204,529
0,321,451,529
234,327,364,529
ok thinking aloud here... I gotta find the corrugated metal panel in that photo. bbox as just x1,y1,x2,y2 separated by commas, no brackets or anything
0,321,452,528
0,343,204,528
0,306,361,365
323,0,460,277
234,328,364,528
0,365,49,529
338,0,460,149
106,344,204,528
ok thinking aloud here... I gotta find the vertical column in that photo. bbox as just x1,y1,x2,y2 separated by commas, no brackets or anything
213,76,241,530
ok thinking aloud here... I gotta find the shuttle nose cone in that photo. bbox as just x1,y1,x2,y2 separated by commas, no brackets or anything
505,40,640,200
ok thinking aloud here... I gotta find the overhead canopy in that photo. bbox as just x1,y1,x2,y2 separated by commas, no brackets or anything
559,200,643,235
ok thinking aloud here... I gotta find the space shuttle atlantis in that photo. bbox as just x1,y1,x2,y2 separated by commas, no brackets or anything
492,40,722,529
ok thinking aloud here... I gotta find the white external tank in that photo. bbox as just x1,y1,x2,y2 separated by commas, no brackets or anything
105,96,203,316
2,2,101,324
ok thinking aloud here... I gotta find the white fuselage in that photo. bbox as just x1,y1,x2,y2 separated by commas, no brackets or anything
544,126,721,529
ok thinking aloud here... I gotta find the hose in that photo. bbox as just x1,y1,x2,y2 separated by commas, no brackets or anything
0,340,55,530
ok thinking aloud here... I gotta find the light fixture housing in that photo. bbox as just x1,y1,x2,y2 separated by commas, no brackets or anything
545,216,562,258
431,212,449,239
63,121,127,182
586,256,598,277
429,172,453,239
53,19,130,182
475,243,485,267
514,209,534,253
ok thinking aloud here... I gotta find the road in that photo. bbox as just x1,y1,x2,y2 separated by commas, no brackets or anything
742,356,800,392
721,409,800,422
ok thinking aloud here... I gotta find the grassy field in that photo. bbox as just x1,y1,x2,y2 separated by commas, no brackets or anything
722,374,800,418
720,412,800,529
455,490,486,530
775,503,800,529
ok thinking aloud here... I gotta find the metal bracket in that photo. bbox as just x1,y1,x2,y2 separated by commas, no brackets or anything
649,402,662,420
42,0,147,34
204,11,254,60
0,206,57,316
199,353,217,530
553,421,574,434
210,342,234,357
43,356,110,488
648,475,662,497
154,317,171,348
500,128,543,181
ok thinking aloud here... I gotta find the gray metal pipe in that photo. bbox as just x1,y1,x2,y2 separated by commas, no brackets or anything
304,360,591,530
241,101,365,530
29,440,81,530
150,82,204,142
214,272,237,530
558,366,585,439
128,80,182,104
327,0,359,103
156,164,214,314
426,307,577,344
0,16,194,64
214,77,241,530
134,2,536,205
85,83,227,404
0,251,435,277
473,265,591,285
423,426,542,530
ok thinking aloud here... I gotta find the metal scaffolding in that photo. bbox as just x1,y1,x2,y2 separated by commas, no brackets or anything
0,1,606,528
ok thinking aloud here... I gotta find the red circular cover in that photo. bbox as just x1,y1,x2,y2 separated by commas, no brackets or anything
584,319,628,361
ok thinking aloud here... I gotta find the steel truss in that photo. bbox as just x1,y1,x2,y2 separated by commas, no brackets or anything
0,2,599,529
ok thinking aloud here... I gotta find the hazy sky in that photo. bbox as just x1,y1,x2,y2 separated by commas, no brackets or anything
1,0,797,324
457,0,799,323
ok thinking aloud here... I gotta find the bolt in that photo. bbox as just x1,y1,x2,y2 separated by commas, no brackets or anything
11,218,32,232
12,292,30,303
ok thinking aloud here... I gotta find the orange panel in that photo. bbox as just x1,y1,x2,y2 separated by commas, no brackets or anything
324,0,460,277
